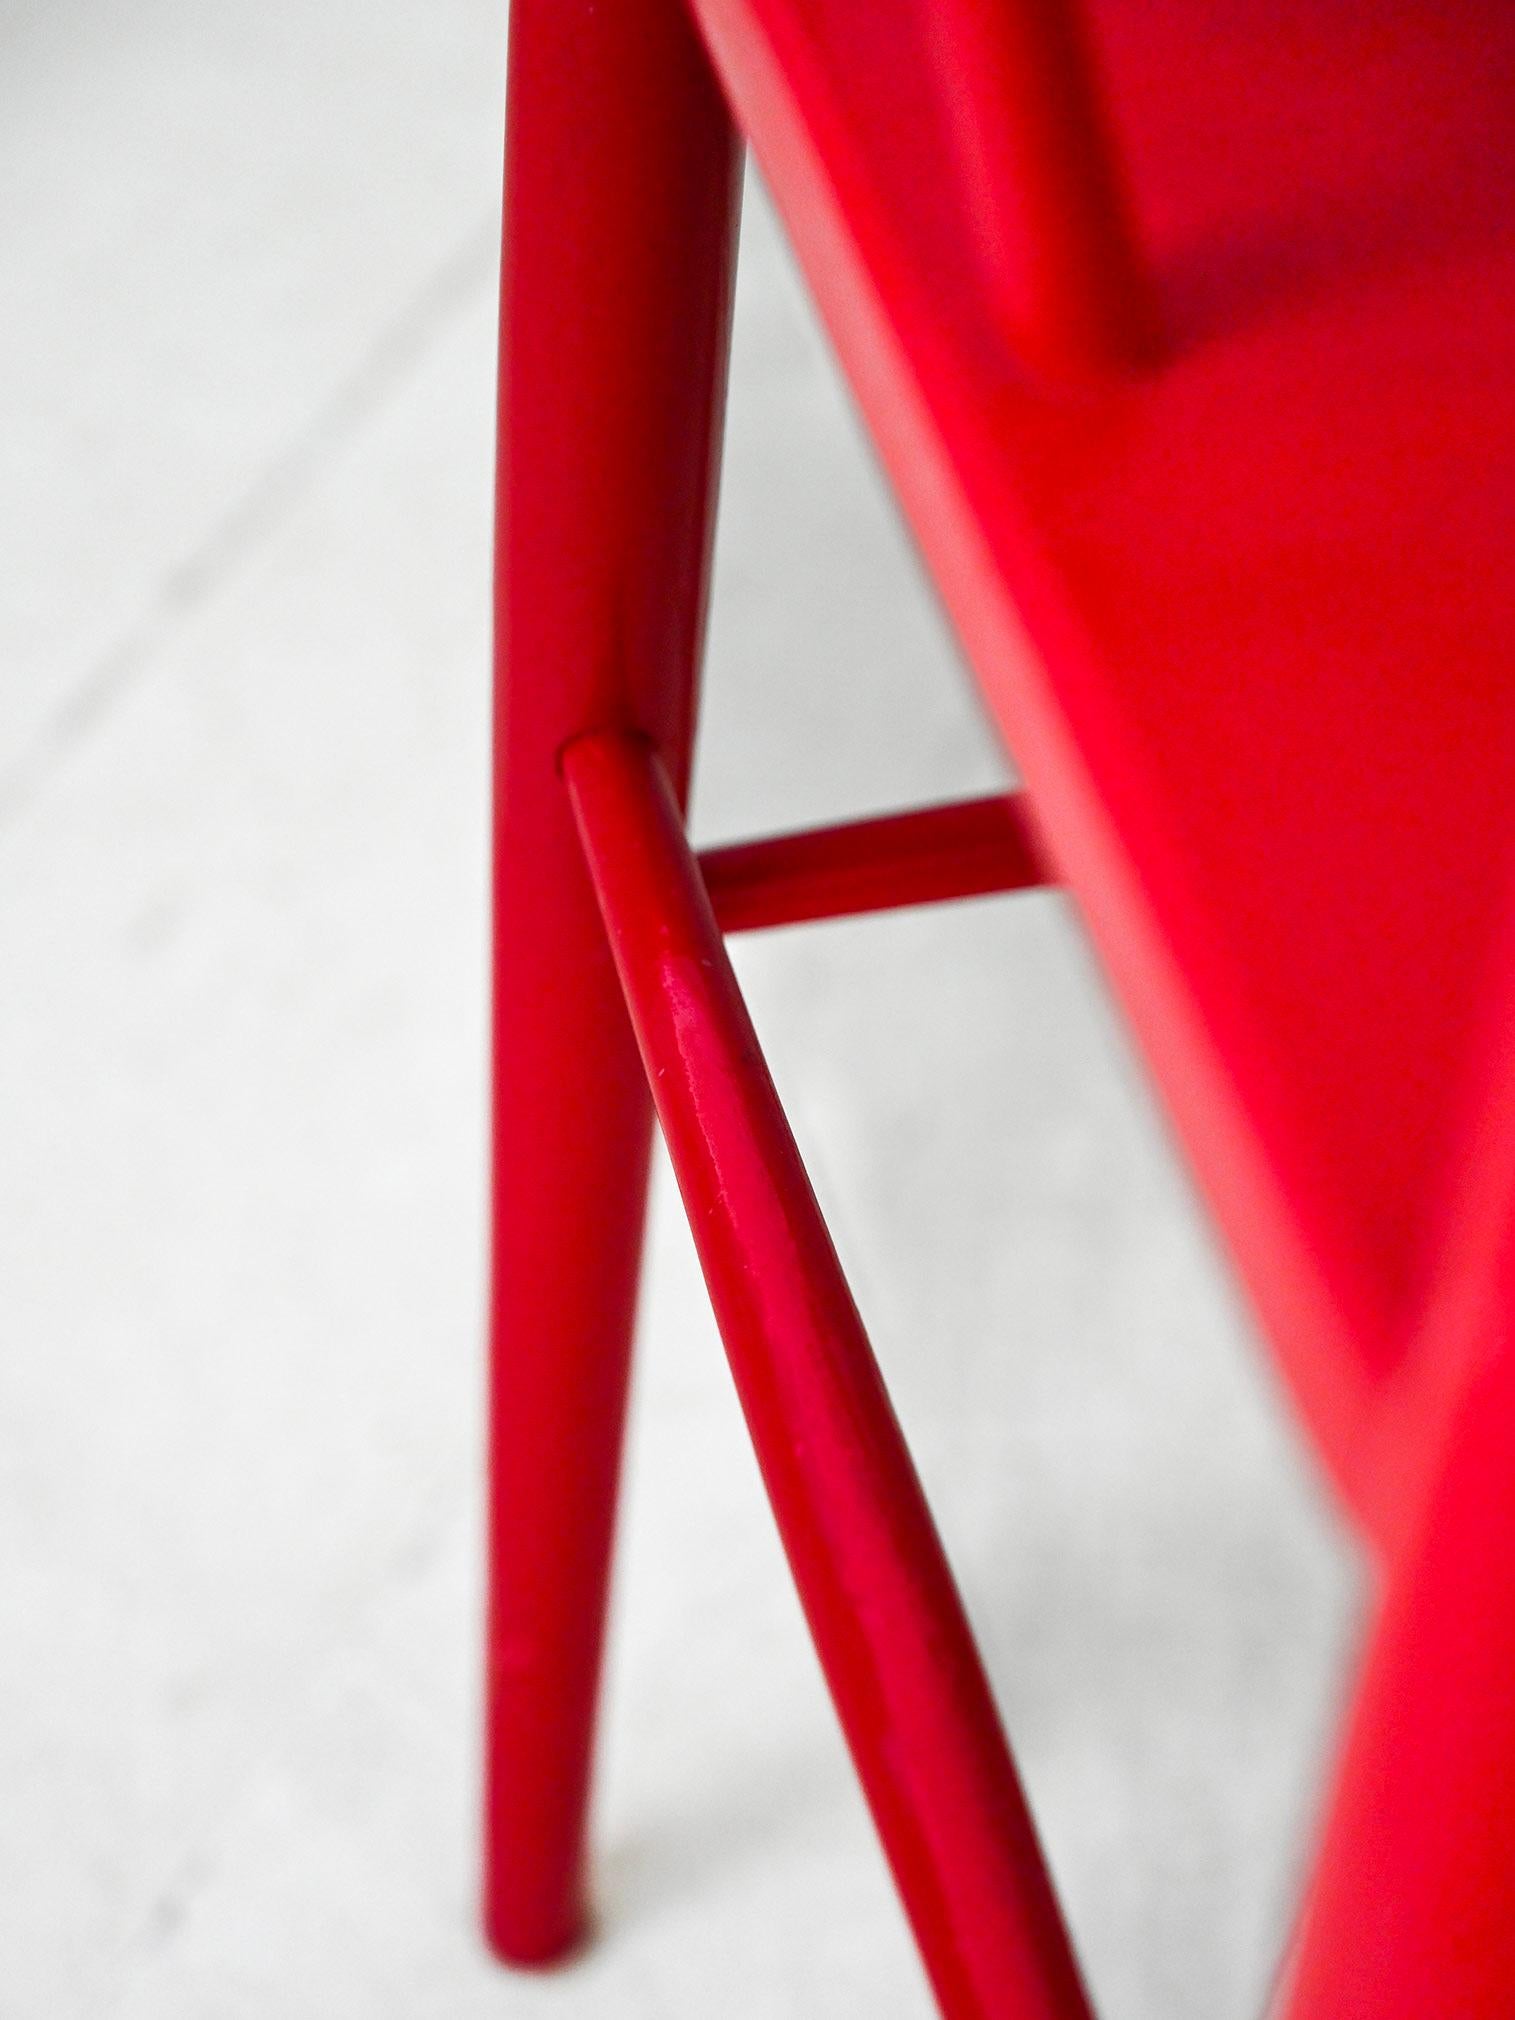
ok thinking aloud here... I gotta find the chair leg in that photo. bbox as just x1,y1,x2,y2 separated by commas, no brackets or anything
482,0,741,1965
564,732,1094,2020
1280,1315,1515,2019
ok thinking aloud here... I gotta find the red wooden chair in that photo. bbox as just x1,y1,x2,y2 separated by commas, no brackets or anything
481,1,1515,2012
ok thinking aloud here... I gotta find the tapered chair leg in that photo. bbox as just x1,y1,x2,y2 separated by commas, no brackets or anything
482,0,741,1965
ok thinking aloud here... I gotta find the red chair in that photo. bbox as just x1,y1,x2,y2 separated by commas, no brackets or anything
482,1,1515,2012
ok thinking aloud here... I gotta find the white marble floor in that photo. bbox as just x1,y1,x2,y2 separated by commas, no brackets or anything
0,5,1361,2015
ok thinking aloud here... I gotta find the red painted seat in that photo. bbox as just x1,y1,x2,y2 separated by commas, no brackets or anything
691,0,1515,1539
485,3,1515,2011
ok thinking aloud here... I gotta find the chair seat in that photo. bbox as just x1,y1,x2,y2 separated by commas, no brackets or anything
688,0,1515,1519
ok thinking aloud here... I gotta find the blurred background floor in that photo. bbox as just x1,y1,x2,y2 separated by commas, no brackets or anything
0,2,1361,2014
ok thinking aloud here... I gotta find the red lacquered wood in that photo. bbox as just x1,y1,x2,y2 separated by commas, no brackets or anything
1282,1304,1515,2018
563,730,1092,2020
919,0,1153,369
699,792,1050,934
681,0,1515,1543
491,0,1515,2006
1359,933,1515,1558
1278,943,1515,2016
483,0,740,1964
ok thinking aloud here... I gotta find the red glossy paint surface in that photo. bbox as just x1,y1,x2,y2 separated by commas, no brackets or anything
700,793,1049,933
565,731,1092,2020
1284,1307,1515,2017
483,0,739,1964
487,0,1515,2010
684,0,1515,1547
903,0,1152,371
1279,926,1515,2017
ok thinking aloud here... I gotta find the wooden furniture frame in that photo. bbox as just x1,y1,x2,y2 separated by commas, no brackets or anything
482,2,1515,2012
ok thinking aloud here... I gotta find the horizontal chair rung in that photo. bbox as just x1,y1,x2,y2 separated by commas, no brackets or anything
562,729,1091,2020
698,791,1051,932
